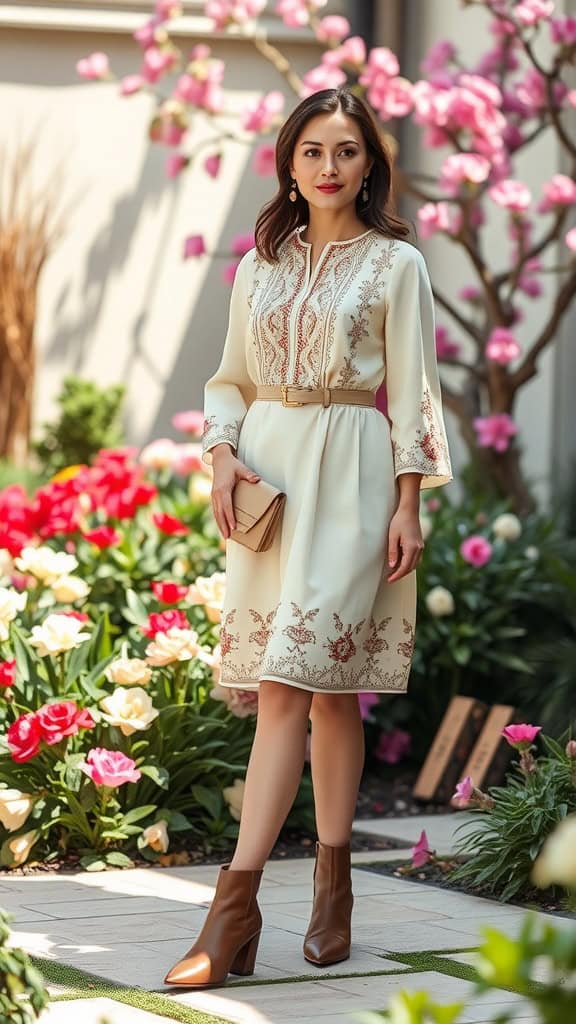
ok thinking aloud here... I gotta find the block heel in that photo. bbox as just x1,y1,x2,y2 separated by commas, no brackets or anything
230,930,261,975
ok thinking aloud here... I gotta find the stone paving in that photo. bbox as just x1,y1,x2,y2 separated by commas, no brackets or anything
1,814,571,1023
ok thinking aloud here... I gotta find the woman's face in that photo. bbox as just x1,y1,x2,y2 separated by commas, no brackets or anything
289,109,373,214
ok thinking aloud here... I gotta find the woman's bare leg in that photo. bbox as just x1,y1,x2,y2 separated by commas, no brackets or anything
308,693,365,846
229,680,313,871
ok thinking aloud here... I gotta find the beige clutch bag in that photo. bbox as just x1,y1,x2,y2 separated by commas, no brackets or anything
230,478,286,552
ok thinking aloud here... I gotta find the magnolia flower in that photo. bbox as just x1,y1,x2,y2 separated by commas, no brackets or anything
223,778,245,821
0,789,34,832
29,614,91,657
4,829,39,867
141,819,169,853
532,815,576,889
105,645,153,687
145,626,208,666
492,513,522,541
100,687,159,736
15,546,78,584
411,829,432,869
51,575,90,603
187,571,226,623
0,588,27,641
425,586,455,617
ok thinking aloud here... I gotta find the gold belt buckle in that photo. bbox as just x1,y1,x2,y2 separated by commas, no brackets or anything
281,385,304,407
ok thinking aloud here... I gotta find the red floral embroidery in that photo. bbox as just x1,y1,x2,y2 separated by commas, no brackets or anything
248,606,279,648
397,618,415,660
282,602,319,649
363,616,391,656
220,609,240,658
324,612,365,663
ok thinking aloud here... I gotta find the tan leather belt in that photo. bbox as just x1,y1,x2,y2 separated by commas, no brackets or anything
255,385,376,408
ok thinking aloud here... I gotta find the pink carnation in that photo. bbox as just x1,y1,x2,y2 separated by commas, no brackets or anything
489,179,532,212
502,724,542,749
411,829,432,869
460,534,493,568
81,748,142,787
486,327,521,365
473,413,518,452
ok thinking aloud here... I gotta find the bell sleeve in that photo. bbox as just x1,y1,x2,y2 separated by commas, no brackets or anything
384,245,453,490
201,251,256,466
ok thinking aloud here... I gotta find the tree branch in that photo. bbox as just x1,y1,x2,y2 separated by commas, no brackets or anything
510,264,576,390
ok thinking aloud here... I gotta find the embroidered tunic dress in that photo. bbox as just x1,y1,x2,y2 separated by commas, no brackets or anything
201,225,452,693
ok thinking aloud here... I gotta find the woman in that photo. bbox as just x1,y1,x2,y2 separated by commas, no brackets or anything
165,86,452,989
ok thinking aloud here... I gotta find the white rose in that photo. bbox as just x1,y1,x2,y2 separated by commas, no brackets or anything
532,815,576,889
0,789,34,832
205,643,222,686
145,626,203,666
29,613,91,657
419,513,433,541
51,575,90,603
105,646,153,687
425,585,455,617
524,545,539,561
100,686,159,736
0,549,14,580
187,572,226,624
4,829,39,867
15,546,78,584
139,438,177,470
141,819,169,853
492,513,522,542
188,474,212,505
0,588,28,641
223,778,245,822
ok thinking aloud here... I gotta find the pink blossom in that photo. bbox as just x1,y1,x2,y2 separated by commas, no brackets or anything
358,692,379,721
173,63,224,113
253,143,276,177
204,153,222,178
231,233,255,256
486,327,521,365
566,227,576,251
172,410,205,436
435,326,461,360
205,0,266,30
411,830,432,869
155,0,182,17
141,46,177,84
567,90,576,109
315,15,350,43
502,723,542,749
460,535,493,568
515,0,555,28
538,174,576,213
241,91,285,134
474,413,518,452
81,748,142,787
440,153,491,194
223,261,240,285
417,202,461,240
375,728,411,765
489,179,532,212
133,15,164,49
453,775,474,806
326,36,367,69
76,52,110,81
363,47,400,78
421,40,456,75
166,154,188,178
189,44,211,61
551,15,576,44
459,285,482,303
376,78,414,120
120,75,145,97
301,63,347,97
183,234,206,259
276,0,327,29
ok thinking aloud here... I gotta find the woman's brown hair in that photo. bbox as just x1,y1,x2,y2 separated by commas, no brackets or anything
254,87,412,263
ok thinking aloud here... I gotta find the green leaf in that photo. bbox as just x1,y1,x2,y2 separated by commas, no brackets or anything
139,763,170,790
121,804,157,826
105,851,134,868
79,854,107,871
192,784,223,821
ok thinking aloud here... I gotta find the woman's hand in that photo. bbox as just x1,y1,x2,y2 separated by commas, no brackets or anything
210,444,260,540
386,505,424,583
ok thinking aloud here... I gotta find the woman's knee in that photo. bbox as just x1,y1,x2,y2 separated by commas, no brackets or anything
259,680,313,719
309,692,360,721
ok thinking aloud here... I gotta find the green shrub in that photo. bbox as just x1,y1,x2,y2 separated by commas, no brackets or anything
32,376,125,475
0,908,48,1023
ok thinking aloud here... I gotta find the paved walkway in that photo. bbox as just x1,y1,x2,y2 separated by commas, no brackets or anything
2,814,570,1023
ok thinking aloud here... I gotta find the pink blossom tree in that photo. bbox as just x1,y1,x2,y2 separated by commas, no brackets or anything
77,0,576,513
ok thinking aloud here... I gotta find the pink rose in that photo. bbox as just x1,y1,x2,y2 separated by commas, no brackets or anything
7,712,42,763
460,535,493,567
37,701,95,745
411,829,432,869
502,724,542,749
81,748,142,787
486,327,521,364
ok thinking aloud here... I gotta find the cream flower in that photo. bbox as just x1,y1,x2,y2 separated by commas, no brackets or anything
15,545,78,584
145,626,205,666
525,545,539,561
223,778,245,822
141,819,169,853
204,642,222,686
100,686,159,736
492,513,522,542
419,513,433,541
0,588,28,641
0,549,14,580
425,585,455,617
29,613,91,657
188,474,212,505
6,829,39,867
532,815,576,889
51,575,90,603
105,645,153,687
187,571,226,624
0,789,34,832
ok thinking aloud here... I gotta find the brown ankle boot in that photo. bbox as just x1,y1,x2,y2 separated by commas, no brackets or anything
164,863,263,988
303,841,353,966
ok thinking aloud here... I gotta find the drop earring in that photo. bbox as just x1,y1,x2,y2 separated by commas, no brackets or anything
362,175,369,203
289,178,298,202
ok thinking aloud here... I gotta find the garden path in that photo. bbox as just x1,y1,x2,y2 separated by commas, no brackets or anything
3,813,565,1024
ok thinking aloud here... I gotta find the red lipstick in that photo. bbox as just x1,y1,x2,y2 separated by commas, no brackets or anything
315,184,343,193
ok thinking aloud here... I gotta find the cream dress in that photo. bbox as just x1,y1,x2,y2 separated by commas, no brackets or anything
201,224,453,693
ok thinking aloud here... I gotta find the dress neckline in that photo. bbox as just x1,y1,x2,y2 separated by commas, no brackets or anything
293,224,375,248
